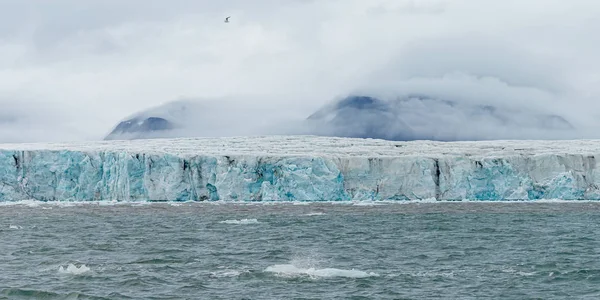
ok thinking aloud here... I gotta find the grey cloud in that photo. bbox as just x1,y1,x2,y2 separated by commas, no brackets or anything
367,0,446,15
0,0,599,143
375,36,568,94
0,98,89,143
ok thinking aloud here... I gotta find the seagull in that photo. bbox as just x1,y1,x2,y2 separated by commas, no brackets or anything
224,16,230,23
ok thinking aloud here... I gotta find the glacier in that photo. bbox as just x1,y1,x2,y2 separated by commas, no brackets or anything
1,136,600,201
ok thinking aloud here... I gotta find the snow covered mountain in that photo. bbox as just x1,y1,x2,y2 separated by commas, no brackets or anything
104,98,299,140
106,117,174,139
104,101,191,140
305,94,574,141
105,94,575,141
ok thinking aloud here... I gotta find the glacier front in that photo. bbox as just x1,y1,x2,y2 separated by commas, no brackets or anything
1,136,600,201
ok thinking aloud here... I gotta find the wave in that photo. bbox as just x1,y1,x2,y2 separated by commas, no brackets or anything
303,212,326,216
0,288,108,300
58,263,90,275
219,218,260,225
0,199,599,208
265,264,379,279
0,200,159,207
210,269,245,278
499,267,537,277
352,201,388,206
0,199,41,207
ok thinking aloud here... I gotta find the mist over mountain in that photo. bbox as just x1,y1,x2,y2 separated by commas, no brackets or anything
105,91,576,142
1,1,599,143
305,94,574,141
104,35,589,142
104,97,308,140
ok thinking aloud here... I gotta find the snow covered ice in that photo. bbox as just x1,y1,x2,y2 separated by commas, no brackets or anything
1,136,600,201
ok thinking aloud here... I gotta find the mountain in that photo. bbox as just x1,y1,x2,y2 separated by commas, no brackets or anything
104,101,189,140
305,94,574,141
103,98,300,140
104,94,575,141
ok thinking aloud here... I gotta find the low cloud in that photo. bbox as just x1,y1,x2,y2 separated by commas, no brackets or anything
0,0,599,142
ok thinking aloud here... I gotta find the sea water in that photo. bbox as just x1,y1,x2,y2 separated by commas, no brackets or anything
2,201,600,299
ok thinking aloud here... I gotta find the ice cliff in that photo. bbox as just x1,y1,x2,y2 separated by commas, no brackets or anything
1,136,599,201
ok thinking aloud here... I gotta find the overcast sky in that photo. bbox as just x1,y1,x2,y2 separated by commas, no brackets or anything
0,0,599,142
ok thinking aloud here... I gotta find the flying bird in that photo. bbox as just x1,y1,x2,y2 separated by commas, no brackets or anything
225,16,230,23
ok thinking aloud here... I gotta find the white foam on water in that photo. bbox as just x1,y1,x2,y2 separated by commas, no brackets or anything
352,201,381,206
303,212,326,216
265,264,379,279
412,271,455,278
329,200,394,206
9,224,22,229
58,264,90,275
210,269,244,278
0,200,42,207
520,199,597,204
129,202,154,207
219,218,260,225
209,265,252,278
1,199,598,208
386,271,456,279
17,200,40,207
242,201,285,206
499,267,537,277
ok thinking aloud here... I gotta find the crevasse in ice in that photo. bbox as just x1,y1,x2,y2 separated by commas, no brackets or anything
0,136,598,201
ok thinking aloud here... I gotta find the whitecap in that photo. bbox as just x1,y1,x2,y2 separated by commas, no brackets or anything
265,264,378,279
210,269,243,278
303,212,326,216
97,200,120,206
219,219,260,225
0,200,42,207
9,224,22,229
352,201,378,206
58,264,90,275
499,267,536,277
129,202,152,207
409,271,456,278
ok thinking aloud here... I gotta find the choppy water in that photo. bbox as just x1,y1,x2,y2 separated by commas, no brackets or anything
2,201,600,299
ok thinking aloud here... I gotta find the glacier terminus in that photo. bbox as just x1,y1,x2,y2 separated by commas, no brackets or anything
0,136,599,202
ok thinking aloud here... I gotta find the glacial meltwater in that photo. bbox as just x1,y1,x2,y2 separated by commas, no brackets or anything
2,201,600,299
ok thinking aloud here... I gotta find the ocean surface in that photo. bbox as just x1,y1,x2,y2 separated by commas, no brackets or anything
2,201,600,299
